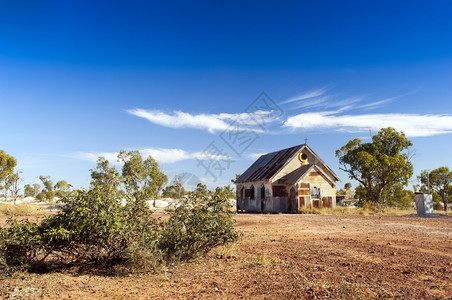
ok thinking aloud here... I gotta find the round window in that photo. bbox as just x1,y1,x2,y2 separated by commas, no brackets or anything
298,152,308,162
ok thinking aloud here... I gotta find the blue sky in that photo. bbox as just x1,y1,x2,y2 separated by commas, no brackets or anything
1,0,452,190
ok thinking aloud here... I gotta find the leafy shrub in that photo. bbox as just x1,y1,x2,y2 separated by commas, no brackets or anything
160,187,240,262
0,186,239,273
0,218,47,270
0,188,160,270
0,154,240,273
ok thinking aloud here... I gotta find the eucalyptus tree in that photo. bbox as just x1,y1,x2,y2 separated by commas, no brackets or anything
336,127,413,205
24,183,41,198
118,150,168,207
54,180,73,199
39,175,55,201
0,150,17,200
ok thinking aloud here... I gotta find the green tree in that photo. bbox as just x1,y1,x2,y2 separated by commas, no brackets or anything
418,167,452,211
1,174,14,200
8,173,22,204
39,175,55,201
231,174,242,184
193,183,210,198
353,185,368,207
218,185,235,199
344,182,352,190
54,180,73,199
336,127,413,206
173,175,185,199
35,192,46,201
162,175,186,199
380,183,412,208
119,150,168,207
90,156,121,195
1,172,21,202
0,150,17,200
24,183,41,198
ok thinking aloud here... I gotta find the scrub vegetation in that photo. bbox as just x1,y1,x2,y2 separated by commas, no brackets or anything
0,151,239,274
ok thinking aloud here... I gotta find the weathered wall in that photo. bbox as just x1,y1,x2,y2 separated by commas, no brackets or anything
299,170,336,209
236,181,272,213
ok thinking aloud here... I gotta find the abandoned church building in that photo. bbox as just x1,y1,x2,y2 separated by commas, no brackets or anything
235,143,340,213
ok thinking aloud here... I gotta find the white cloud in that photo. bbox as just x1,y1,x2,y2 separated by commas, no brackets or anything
283,112,452,137
72,147,233,164
247,152,266,160
280,88,328,104
293,96,330,109
327,96,363,109
127,109,278,133
358,88,421,111
359,98,393,110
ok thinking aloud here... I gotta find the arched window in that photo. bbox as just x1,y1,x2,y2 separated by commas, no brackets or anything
250,185,255,200
261,185,266,199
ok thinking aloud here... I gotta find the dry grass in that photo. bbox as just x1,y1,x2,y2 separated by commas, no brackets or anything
211,243,238,260
299,206,452,216
0,203,48,217
249,252,281,267
298,206,419,216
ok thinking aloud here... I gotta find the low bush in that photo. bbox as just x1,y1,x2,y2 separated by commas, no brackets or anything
0,219,42,267
1,153,240,274
160,188,240,262
0,186,239,273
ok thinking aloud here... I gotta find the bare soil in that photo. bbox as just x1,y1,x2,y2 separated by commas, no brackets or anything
1,213,451,299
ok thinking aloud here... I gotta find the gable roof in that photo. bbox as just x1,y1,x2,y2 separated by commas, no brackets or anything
277,163,315,185
236,144,340,183
236,144,302,183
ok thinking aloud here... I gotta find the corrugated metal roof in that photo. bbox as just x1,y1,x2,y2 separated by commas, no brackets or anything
277,164,314,184
236,144,302,183
236,143,340,183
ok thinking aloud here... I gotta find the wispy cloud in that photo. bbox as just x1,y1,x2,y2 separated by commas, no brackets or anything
358,99,392,110
247,152,266,160
281,88,365,112
282,87,421,113
293,96,330,109
358,88,422,110
72,147,233,164
280,88,328,105
283,111,452,137
127,109,278,133
327,96,363,109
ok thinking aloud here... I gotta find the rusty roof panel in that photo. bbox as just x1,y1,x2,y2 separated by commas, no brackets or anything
236,144,303,183
278,164,314,185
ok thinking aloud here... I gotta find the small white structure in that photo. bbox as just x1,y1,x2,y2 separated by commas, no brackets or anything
415,193,433,215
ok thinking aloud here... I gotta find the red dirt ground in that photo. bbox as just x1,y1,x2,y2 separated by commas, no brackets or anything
1,213,451,299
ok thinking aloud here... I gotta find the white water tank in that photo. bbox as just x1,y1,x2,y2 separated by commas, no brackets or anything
415,193,433,215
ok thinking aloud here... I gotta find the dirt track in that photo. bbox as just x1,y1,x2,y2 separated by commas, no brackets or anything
1,213,451,299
